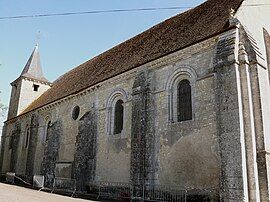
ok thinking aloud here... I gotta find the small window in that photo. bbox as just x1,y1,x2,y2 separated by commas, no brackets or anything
72,106,80,120
177,79,192,122
45,121,51,142
106,89,127,136
25,127,30,148
9,134,14,150
33,84,40,92
114,100,124,134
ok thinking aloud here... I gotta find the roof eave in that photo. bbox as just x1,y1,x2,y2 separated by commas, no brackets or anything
5,24,239,123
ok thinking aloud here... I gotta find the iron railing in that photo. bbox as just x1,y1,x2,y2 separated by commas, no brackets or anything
1,173,218,202
52,177,77,197
144,184,187,202
95,182,190,202
97,181,131,200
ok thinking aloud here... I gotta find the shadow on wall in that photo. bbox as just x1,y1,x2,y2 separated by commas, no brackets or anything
159,130,220,190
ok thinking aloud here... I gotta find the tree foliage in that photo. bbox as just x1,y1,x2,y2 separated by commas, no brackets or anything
0,93,8,137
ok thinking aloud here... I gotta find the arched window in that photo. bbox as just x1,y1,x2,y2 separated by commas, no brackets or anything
166,67,196,123
25,127,30,148
114,99,124,134
45,121,51,142
106,89,127,136
177,79,192,122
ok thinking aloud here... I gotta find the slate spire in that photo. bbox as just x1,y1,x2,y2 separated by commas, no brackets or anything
20,44,49,82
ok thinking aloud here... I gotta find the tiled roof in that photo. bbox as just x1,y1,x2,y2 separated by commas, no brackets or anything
21,0,243,116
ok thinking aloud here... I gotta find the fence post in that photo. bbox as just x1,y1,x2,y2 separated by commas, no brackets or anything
51,178,55,193
143,184,145,202
71,179,76,197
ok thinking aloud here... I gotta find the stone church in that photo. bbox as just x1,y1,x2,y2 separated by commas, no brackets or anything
1,0,270,201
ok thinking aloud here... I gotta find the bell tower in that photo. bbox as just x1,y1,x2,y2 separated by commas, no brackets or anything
7,45,52,119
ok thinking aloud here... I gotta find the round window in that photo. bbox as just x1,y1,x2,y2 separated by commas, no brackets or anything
72,106,80,120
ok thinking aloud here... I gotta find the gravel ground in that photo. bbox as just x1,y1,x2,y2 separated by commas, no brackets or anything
0,183,95,202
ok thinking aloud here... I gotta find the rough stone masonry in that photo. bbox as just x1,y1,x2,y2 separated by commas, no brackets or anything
1,0,270,201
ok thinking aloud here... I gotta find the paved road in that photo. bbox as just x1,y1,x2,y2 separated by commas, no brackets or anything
0,183,95,202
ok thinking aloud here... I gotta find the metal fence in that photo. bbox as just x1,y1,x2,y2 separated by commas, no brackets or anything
144,184,187,202
52,177,77,197
1,173,217,202
95,182,218,201
97,182,131,200
95,182,189,202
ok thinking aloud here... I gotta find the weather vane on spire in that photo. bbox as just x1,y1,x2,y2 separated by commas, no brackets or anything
36,31,41,46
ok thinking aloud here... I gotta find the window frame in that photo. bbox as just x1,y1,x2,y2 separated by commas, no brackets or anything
113,99,124,135
177,79,192,122
166,66,197,123
25,126,30,149
106,89,128,136
71,106,80,120
44,120,51,142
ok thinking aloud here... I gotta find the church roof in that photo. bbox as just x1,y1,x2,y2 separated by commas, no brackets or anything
21,0,243,116
20,45,49,83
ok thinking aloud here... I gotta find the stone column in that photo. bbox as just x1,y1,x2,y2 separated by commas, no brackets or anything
41,120,61,188
73,109,98,192
249,63,270,202
9,122,21,173
238,43,260,201
130,71,157,201
214,27,249,201
25,114,39,180
0,124,7,172
243,28,270,201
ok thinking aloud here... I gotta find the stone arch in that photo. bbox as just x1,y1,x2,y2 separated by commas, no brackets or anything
166,66,197,123
106,88,128,135
106,88,128,107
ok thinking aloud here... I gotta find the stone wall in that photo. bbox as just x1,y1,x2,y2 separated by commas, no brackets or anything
8,78,51,120
130,71,157,198
214,28,248,201
0,124,7,171
236,4,270,201
41,120,62,187
1,34,221,192
9,122,21,172
25,114,39,179
73,109,98,191
2,22,270,201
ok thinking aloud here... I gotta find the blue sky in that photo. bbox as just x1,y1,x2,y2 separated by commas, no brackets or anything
0,0,205,106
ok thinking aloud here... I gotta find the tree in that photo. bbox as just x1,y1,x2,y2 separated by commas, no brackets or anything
0,92,8,139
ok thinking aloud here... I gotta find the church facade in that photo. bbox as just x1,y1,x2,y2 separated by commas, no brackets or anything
1,0,270,201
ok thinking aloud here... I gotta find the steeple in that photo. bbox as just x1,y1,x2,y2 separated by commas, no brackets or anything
20,44,49,83
7,45,52,119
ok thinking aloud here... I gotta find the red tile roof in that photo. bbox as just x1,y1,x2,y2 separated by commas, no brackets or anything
21,0,243,116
